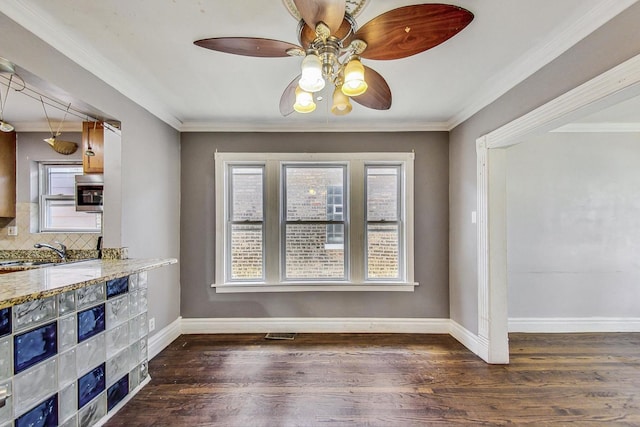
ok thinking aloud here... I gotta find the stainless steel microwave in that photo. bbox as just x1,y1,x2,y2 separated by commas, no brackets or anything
75,174,103,212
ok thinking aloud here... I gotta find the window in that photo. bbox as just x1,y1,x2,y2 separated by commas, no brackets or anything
39,163,102,233
214,153,415,292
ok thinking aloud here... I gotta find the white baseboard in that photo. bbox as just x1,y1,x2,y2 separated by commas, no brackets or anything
448,320,480,356
181,317,451,334
509,317,640,333
149,317,487,363
148,316,182,359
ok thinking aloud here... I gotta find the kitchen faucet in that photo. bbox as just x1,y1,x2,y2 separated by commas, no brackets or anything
34,241,67,262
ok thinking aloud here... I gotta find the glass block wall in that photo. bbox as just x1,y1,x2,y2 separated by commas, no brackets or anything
0,272,149,427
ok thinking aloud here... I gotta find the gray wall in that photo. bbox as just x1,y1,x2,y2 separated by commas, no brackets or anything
180,132,449,319
0,12,181,336
449,3,640,334
507,132,640,318
15,132,82,203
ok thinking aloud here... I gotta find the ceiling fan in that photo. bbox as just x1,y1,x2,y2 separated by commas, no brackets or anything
194,1,473,116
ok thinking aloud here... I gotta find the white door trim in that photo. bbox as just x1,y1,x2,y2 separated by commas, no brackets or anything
475,52,640,364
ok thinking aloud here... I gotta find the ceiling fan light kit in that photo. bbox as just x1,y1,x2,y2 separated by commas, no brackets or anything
194,1,473,117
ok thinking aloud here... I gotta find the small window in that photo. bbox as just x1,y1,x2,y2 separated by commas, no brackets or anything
39,163,102,233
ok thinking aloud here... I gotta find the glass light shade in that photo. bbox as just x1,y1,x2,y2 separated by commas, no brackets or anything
293,86,316,114
0,121,14,132
331,86,352,115
342,58,368,97
299,54,325,93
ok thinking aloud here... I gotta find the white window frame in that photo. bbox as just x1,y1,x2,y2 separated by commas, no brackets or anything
213,152,417,293
39,162,102,233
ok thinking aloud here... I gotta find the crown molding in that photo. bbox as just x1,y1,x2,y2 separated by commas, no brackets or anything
180,120,450,133
446,0,639,130
0,1,183,130
551,122,640,133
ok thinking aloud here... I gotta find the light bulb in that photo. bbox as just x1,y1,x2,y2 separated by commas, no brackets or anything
342,58,367,97
293,86,316,114
331,86,352,116
299,53,325,93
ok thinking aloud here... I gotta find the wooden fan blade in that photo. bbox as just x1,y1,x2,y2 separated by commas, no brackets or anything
194,37,301,58
351,66,391,110
355,4,473,60
280,75,301,116
293,0,346,34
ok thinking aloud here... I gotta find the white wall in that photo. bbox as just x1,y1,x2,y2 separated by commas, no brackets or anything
506,132,640,318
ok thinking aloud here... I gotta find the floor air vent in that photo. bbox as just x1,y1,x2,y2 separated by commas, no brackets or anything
265,332,296,340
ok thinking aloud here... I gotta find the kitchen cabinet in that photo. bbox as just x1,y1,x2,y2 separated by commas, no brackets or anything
0,131,16,218
82,121,104,174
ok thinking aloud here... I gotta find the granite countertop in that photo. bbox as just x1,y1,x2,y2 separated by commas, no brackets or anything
0,258,177,309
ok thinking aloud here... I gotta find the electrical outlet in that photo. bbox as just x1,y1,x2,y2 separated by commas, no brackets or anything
149,317,156,332
7,226,17,236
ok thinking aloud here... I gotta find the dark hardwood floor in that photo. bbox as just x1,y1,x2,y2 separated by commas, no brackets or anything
105,333,640,426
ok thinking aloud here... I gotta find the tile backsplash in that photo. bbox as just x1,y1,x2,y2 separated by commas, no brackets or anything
0,203,99,251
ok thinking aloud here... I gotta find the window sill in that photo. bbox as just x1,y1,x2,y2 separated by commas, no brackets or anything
211,282,419,293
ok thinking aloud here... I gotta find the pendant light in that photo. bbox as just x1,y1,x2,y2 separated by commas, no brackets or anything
41,98,78,155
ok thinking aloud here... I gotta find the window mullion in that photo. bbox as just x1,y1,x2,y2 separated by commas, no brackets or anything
265,160,280,283
349,160,364,283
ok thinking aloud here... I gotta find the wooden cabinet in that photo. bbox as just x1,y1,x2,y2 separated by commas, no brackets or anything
0,131,16,218
82,121,104,174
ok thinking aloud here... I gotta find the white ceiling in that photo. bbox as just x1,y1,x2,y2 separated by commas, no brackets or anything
0,0,637,132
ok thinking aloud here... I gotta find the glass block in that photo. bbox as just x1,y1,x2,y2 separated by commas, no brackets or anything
59,349,76,387
58,314,77,352
139,337,148,365
107,375,129,412
14,358,57,417
128,340,140,368
129,367,140,392
128,274,138,291
106,323,129,360
0,380,12,424
58,291,76,316
78,391,105,427
106,277,129,299
106,296,129,330
139,289,148,314
78,363,105,409
0,307,10,338
15,393,58,427
59,381,77,424
139,359,148,381
128,317,140,344
13,297,56,332
14,322,57,374
76,283,105,310
138,272,148,289
106,348,130,387
0,337,10,381
138,313,148,338
59,414,77,427
77,305,105,343
128,291,139,317
76,334,105,378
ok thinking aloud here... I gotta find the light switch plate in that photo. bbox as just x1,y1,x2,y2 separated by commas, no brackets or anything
7,226,17,236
